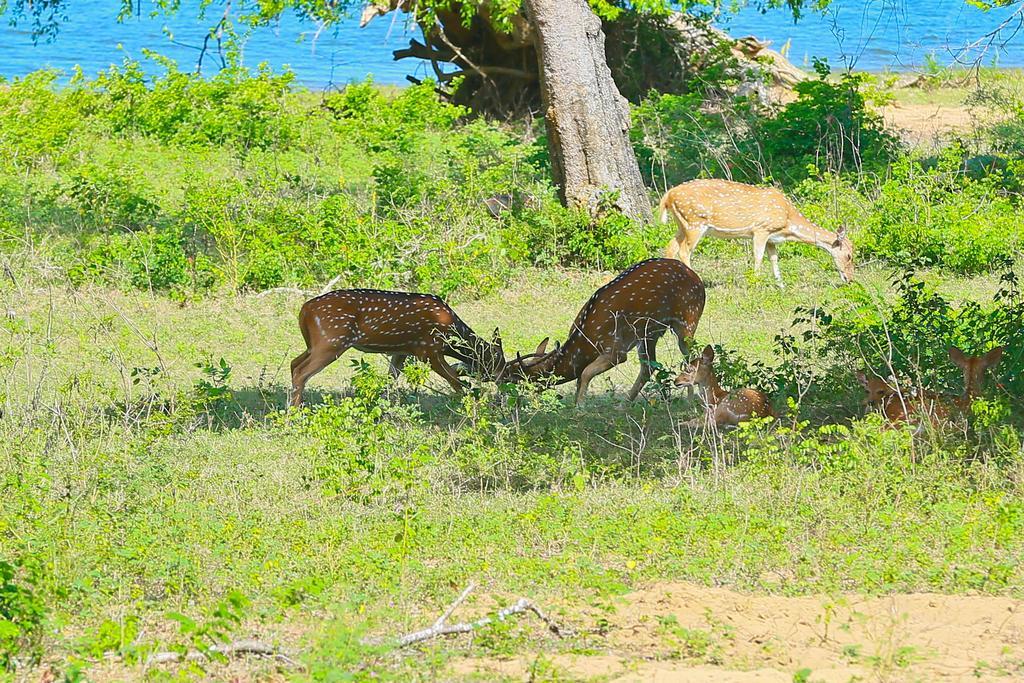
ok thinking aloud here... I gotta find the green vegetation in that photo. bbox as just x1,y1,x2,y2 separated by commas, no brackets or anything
1,58,1023,680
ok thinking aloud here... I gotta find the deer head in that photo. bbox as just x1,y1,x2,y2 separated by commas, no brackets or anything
470,328,507,380
675,345,716,389
496,337,552,383
830,226,855,283
855,370,898,407
948,346,1003,400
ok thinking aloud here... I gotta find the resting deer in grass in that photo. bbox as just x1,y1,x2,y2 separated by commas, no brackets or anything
289,289,505,407
499,258,705,405
856,346,1004,426
674,345,775,428
659,179,855,286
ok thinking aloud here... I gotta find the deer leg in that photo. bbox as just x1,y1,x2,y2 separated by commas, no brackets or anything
676,225,706,267
671,322,697,401
427,353,466,395
290,350,310,375
575,352,624,406
628,336,663,401
766,242,784,288
665,234,682,260
290,346,346,407
752,232,769,274
389,354,410,379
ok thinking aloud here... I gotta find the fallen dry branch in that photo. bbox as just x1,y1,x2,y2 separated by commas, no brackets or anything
253,286,312,299
396,583,572,648
253,274,344,300
146,638,302,669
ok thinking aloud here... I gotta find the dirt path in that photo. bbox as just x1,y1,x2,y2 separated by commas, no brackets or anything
455,582,1024,682
881,102,988,145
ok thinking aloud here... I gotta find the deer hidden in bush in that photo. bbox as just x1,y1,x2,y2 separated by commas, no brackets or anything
856,346,1004,426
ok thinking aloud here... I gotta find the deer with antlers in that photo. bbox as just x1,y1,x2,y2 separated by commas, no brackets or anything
499,258,706,405
674,345,775,428
856,346,1004,426
659,179,855,286
289,289,505,407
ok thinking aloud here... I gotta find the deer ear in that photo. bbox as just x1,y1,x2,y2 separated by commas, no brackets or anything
535,337,549,355
948,346,968,367
855,370,868,388
554,340,561,352
701,345,715,361
983,346,1004,368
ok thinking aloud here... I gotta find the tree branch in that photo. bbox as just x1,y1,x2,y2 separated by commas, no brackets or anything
146,639,302,669
393,38,454,62
394,583,572,648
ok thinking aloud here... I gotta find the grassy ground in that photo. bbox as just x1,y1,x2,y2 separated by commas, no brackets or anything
1,63,1022,681
3,246,1022,681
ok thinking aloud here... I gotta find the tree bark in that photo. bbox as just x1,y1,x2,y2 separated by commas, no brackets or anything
522,0,651,223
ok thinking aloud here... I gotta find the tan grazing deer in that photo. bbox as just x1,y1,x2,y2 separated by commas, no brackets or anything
659,179,855,285
289,289,505,407
499,258,705,405
674,345,775,427
856,346,1004,425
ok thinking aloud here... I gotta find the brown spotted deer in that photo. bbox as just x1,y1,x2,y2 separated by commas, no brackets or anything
674,345,774,427
856,346,1004,426
659,179,854,286
289,289,505,407
499,258,705,405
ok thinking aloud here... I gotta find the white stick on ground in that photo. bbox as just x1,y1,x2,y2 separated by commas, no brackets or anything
146,639,302,669
396,583,572,648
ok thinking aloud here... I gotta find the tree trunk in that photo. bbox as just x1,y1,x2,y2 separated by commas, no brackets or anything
522,0,651,223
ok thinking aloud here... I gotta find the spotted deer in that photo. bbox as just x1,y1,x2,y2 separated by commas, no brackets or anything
289,289,505,407
674,345,774,427
499,258,706,405
659,179,855,286
856,346,1004,425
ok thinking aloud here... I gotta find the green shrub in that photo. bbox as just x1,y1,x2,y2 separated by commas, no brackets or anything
812,268,1023,409
632,90,758,186
60,162,162,232
82,56,298,150
74,225,216,295
0,70,86,168
860,153,1021,273
758,61,900,183
0,556,47,671
324,79,468,155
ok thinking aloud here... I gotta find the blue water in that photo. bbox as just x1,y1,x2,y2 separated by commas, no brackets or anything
1,1,1022,87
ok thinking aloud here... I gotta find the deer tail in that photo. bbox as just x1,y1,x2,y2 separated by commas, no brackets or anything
658,192,671,224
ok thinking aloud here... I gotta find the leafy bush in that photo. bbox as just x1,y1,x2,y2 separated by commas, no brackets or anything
632,90,754,186
81,55,298,150
759,61,899,182
631,61,900,188
0,70,86,168
859,153,1022,273
813,269,1023,408
73,225,216,295
60,162,162,232
0,557,47,671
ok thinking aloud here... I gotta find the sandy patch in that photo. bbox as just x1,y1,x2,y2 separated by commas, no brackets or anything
453,582,1024,682
881,103,986,142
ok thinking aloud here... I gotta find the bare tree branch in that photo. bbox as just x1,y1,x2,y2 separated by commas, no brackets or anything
394,584,572,648
146,638,302,669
